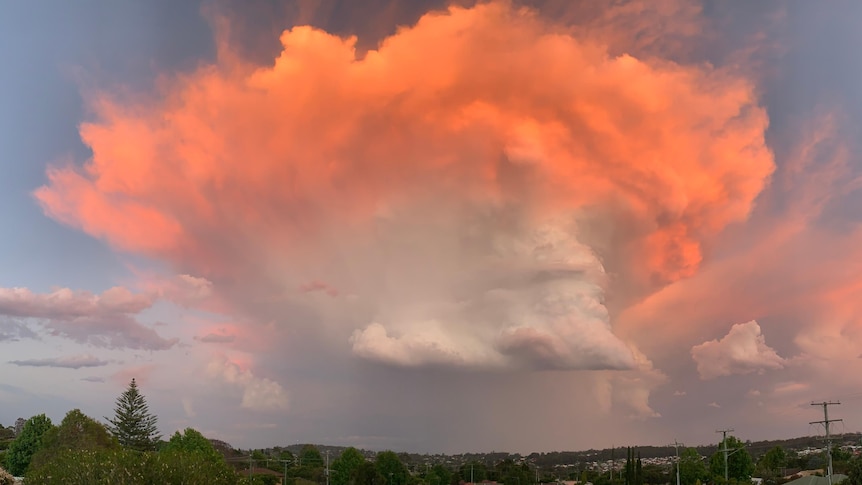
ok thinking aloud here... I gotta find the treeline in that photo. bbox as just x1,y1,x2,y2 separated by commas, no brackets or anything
0,378,239,484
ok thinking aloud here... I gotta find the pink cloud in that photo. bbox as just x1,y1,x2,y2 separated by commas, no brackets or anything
0,286,176,350
22,0,791,427
691,321,786,380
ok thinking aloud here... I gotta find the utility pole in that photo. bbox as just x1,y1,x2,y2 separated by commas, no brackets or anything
326,450,331,485
671,441,683,485
811,401,843,485
716,429,734,483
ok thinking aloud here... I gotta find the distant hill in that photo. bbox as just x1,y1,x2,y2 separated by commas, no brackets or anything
221,432,862,471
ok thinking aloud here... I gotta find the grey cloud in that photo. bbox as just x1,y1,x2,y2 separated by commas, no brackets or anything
81,376,106,383
9,354,110,369
0,319,38,342
43,314,178,351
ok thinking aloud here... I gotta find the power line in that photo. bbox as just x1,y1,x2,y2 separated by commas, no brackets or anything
716,428,734,483
669,440,683,485
810,401,843,485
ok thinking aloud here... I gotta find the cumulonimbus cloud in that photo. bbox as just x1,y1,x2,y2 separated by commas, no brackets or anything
691,320,786,379
33,1,773,372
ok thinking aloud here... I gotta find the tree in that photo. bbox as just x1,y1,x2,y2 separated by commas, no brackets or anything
105,378,161,451
626,448,634,485
459,461,488,483
494,459,531,485
29,409,117,470
356,460,384,485
846,455,862,485
332,447,367,485
300,444,324,467
641,464,669,485
161,428,224,462
377,451,409,485
679,448,709,485
4,413,53,475
428,463,453,485
709,437,754,483
157,438,238,485
756,446,787,483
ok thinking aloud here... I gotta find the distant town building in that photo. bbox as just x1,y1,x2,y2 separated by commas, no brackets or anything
13,418,25,436
783,474,847,485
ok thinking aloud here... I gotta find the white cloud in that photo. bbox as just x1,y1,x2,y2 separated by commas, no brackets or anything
182,397,196,418
207,357,289,411
691,320,786,379
350,220,636,371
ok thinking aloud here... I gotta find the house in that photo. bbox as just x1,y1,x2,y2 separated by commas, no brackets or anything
782,474,847,485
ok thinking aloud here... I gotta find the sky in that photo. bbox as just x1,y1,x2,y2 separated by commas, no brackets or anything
2,0,862,454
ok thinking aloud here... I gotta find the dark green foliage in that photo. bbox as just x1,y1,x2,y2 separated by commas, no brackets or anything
162,428,226,463
626,448,633,485
4,413,53,476
377,450,410,485
289,445,325,482
30,409,118,470
679,448,709,485
300,444,324,467
846,455,862,485
709,436,754,483
355,460,384,485
640,463,669,485
332,447,367,485
426,463,453,485
106,378,161,451
155,448,238,485
458,460,488,483
756,446,788,483
493,458,531,485
27,446,239,485
623,447,643,485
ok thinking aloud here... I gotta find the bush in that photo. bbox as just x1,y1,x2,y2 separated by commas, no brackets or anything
25,447,240,485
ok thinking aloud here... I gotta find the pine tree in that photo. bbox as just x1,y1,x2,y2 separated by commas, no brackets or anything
625,447,634,485
105,378,161,451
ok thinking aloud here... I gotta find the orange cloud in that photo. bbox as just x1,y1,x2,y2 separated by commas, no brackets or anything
34,1,773,371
